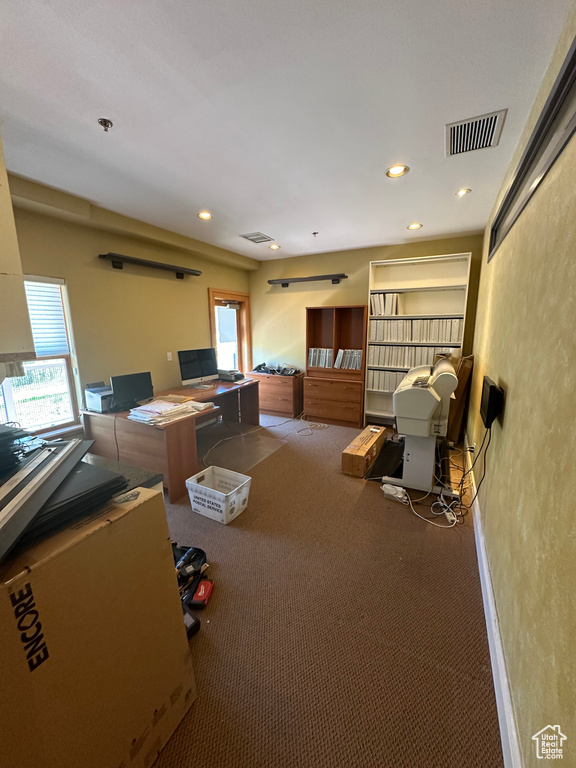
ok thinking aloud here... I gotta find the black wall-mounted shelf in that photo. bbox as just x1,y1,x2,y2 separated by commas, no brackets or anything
268,273,348,288
99,253,202,279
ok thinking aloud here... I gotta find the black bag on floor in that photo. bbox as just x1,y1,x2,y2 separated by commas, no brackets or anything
172,542,207,593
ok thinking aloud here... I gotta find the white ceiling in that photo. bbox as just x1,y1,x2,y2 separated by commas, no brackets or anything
0,1,572,261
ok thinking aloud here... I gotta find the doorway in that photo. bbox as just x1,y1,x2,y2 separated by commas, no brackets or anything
208,289,252,373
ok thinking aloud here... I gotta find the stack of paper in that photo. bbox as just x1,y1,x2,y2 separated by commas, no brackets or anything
128,399,214,425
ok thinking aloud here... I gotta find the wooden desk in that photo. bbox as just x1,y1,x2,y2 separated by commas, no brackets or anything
156,379,260,425
82,379,259,502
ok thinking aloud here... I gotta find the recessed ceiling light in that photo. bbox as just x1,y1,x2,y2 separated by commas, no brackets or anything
198,211,213,220
407,222,423,230
456,188,472,197
269,244,281,250
386,164,410,178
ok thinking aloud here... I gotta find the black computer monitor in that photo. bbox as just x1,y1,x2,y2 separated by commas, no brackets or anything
110,371,153,410
178,348,218,387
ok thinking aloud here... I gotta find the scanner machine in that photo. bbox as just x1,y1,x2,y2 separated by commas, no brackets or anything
382,358,458,492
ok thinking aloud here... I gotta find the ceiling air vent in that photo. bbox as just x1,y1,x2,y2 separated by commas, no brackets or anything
446,109,507,156
240,232,274,244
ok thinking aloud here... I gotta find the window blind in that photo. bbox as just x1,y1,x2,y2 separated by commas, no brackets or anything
24,282,70,357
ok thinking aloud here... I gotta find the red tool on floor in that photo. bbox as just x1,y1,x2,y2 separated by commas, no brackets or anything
184,578,214,608
173,542,214,637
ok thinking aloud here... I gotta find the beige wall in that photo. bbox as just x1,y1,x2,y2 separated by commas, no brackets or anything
468,10,576,766
12,186,483,403
9,174,259,273
13,207,250,394
249,234,484,371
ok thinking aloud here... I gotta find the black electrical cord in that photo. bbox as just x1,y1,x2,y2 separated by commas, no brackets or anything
462,427,489,479
422,427,491,521
376,423,492,527
457,427,492,510
113,413,120,462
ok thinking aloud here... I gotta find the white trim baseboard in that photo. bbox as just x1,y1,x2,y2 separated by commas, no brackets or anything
466,443,523,768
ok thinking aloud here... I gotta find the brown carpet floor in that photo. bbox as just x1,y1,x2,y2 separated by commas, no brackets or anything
155,417,504,768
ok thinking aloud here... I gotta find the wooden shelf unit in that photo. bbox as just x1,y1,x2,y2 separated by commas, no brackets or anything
365,254,471,426
304,305,367,428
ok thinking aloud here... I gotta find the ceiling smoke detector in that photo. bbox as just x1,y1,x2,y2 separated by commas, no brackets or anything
240,232,274,244
446,109,507,156
98,117,113,132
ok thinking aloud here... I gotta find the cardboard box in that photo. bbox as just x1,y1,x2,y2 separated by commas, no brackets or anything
0,487,196,768
342,425,387,477
433,350,462,367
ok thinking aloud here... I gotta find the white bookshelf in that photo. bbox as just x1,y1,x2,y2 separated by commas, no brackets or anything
364,253,471,424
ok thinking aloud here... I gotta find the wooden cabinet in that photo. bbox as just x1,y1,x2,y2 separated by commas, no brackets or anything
365,253,471,425
303,378,363,426
248,372,304,417
303,305,367,428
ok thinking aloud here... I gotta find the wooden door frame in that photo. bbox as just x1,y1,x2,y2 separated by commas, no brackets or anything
208,289,252,373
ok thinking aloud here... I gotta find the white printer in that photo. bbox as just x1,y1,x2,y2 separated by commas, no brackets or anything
382,358,458,492
393,358,457,439
84,383,115,413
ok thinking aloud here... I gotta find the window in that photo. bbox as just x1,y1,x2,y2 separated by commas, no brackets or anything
208,289,252,372
215,303,240,369
0,279,78,432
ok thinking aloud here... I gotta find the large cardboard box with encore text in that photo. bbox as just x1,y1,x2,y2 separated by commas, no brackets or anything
0,487,196,768
342,425,387,477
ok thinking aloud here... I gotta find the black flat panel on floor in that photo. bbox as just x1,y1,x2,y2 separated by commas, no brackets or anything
9,457,129,550
40,460,128,512
82,454,163,491
366,440,404,480
24,461,129,536
0,440,93,564
0,424,33,476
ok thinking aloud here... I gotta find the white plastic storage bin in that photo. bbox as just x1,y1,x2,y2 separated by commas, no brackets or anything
186,466,252,524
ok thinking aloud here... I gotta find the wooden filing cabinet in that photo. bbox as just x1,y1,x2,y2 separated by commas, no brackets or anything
303,377,364,427
248,372,304,417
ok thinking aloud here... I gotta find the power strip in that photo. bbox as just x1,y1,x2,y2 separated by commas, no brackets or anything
381,483,408,502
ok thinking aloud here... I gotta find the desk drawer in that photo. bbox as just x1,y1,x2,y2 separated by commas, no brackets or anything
304,378,363,405
258,382,294,402
259,393,293,414
260,376,294,390
304,398,361,424
251,374,296,391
